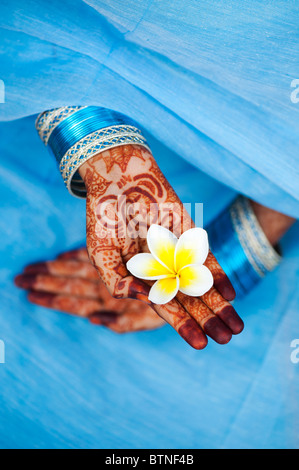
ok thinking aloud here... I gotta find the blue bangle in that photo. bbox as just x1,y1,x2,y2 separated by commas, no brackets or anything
207,196,281,298
35,106,150,197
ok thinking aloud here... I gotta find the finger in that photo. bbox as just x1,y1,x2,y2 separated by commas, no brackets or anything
24,259,99,281
15,273,101,299
204,251,236,301
27,291,104,317
89,304,166,332
200,287,244,335
57,247,89,261
89,239,150,303
29,288,165,332
176,292,232,344
153,299,208,350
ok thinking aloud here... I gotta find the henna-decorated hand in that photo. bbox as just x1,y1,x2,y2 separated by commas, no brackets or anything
78,144,244,349
15,247,165,333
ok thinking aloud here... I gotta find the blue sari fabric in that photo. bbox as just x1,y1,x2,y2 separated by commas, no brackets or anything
0,0,298,448
0,0,299,216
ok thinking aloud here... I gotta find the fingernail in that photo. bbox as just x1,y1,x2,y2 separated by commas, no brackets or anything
89,310,118,325
203,316,232,344
15,274,37,289
214,275,236,301
178,318,208,350
218,305,244,335
24,262,49,274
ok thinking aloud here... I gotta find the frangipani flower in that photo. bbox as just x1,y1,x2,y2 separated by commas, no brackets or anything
126,224,213,305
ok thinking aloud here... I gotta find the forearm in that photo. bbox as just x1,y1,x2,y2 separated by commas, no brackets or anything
250,201,296,246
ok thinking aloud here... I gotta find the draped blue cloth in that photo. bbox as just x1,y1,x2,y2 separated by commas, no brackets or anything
0,1,298,449
1,0,299,216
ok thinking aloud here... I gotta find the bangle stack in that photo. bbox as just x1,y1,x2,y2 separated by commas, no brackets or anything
35,106,150,198
207,196,281,298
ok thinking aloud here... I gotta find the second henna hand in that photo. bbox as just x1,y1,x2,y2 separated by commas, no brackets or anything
15,248,166,333
78,144,243,349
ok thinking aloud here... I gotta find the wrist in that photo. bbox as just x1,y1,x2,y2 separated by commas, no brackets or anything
207,196,283,298
35,106,150,198
250,200,295,246
79,144,154,194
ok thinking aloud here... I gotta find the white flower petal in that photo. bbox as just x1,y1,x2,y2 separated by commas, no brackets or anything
175,228,209,272
147,224,177,272
126,253,172,280
148,276,179,305
179,264,213,297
